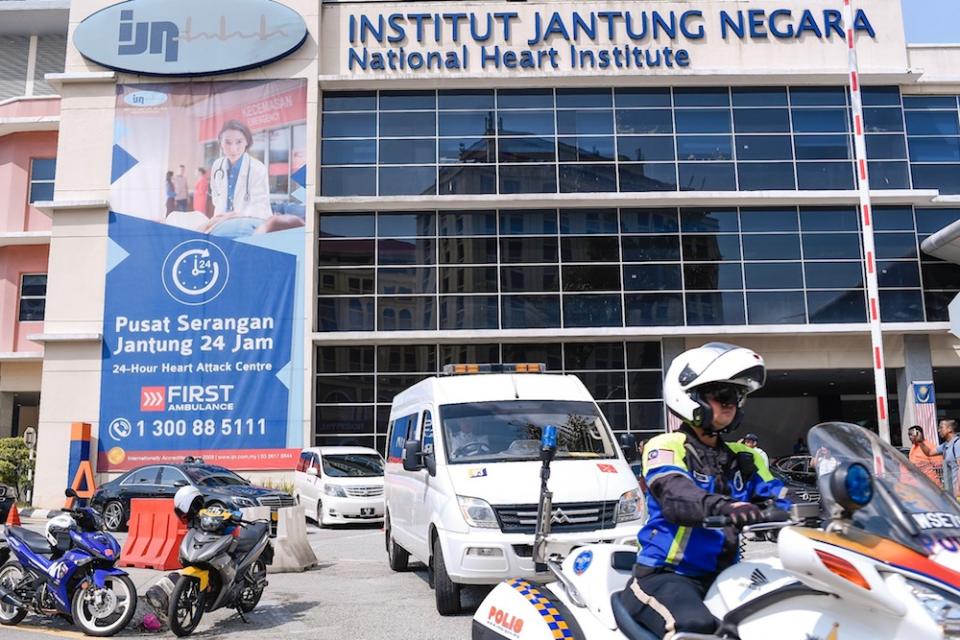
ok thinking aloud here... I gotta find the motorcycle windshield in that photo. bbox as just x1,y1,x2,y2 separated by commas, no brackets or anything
808,422,960,555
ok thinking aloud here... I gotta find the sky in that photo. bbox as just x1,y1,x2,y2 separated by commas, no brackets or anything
902,0,960,43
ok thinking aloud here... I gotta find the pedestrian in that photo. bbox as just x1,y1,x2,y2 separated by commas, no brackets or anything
917,418,960,496
740,433,769,467
173,164,189,212
193,167,211,217
906,425,943,485
164,170,176,214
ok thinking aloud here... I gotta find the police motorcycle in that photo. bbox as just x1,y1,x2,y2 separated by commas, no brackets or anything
0,489,136,636
473,422,960,640
167,485,273,637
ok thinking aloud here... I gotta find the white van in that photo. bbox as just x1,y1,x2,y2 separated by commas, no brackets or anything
383,363,642,614
294,446,385,526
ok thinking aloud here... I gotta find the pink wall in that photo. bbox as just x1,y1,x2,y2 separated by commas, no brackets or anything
0,245,48,353
0,130,58,233
0,97,59,120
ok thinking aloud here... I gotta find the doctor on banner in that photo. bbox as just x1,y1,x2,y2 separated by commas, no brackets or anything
208,119,272,224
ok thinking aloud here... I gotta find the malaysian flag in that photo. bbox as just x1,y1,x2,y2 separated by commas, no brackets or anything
913,381,938,443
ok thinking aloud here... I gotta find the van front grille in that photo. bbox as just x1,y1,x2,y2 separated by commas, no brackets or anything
494,501,619,534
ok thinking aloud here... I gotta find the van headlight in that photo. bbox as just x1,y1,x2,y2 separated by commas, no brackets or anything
323,484,347,498
906,579,960,636
457,496,499,529
616,489,642,522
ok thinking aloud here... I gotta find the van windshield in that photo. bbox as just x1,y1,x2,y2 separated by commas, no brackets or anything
440,400,615,464
322,454,384,478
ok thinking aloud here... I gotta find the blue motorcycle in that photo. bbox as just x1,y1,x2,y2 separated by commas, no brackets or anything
0,489,137,636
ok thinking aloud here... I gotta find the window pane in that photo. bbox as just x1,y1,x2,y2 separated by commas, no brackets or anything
318,239,375,266
675,110,732,134
316,406,374,434
378,297,436,331
316,376,374,404
617,136,675,162
867,135,907,160
378,212,436,237
734,109,790,133
740,208,799,232
911,165,960,195
499,111,555,136
377,267,436,294
500,237,559,263
438,138,495,164
674,88,730,107
498,89,553,109
322,91,376,112
622,236,680,261
440,343,500,366
677,135,732,161
559,164,617,193
869,162,910,190
615,88,671,108
563,265,621,291
805,262,863,289
862,87,901,107
686,292,746,325
501,266,561,292
379,167,437,196
616,110,674,134
684,263,744,290
678,163,736,191
557,110,614,135
316,297,375,331
926,291,960,321
501,295,561,328
499,165,557,194
563,295,622,327
377,375,431,402
579,373,626,400
802,234,860,259
922,262,960,289
680,209,739,232
317,268,374,295
909,137,960,162
557,137,616,162
792,109,849,133
621,208,679,233
500,209,557,235
732,87,788,107
873,207,914,231
619,164,678,192
796,162,855,190
627,342,661,369
556,88,612,108
28,183,55,203
20,274,47,296
319,213,375,238
439,90,494,110
380,139,435,165
439,211,497,236
628,371,662,399
438,166,497,195
744,263,804,289
916,208,960,233
380,112,435,137
800,207,858,231
737,163,796,190
736,135,793,161
502,343,563,370
623,264,682,291
561,209,618,235
625,293,684,326
439,111,495,136
378,345,436,372
630,402,665,431
438,237,498,264
790,87,847,106
561,237,620,262
18,298,45,321
321,140,376,165
316,346,374,373
747,292,806,324
499,137,556,163
905,110,960,135
877,261,920,287
742,234,801,260
807,290,866,323
322,113,375,138
439,296,499,330
380,91,435,111
903,96,957,109
874,233,917,259
439,266,498,294
565,342,625,369
863,108,904,133
879,290,924,322
378,238,435,265
681,235,741,261
794,135,851,160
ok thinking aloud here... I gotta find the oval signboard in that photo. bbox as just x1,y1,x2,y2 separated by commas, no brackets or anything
73,0,308,76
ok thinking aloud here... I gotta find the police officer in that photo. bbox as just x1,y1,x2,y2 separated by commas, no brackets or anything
620,342,789,639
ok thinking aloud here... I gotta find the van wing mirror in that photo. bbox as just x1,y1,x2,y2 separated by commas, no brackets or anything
402,440,424,472
619,433,638,463
306,467,318,477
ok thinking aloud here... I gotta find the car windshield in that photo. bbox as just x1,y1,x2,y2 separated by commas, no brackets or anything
808,422,960,555
440,400,615,464
322,454,383,477
185,467,248,487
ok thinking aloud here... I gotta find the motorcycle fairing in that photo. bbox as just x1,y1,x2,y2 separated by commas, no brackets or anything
181,567,210,592
92,567,128,590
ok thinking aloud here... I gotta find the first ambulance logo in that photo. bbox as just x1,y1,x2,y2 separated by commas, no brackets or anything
140,386,166,411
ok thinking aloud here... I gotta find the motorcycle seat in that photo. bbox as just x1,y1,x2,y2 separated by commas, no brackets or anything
7,526,52,555
611,591,661,640
234,522,269,555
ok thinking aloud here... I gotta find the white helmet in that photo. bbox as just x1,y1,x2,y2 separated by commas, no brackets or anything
663,342,766,434
45,513,77,547
173,485,204,519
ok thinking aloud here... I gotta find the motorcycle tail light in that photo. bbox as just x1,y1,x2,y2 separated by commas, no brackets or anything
815,550,871,590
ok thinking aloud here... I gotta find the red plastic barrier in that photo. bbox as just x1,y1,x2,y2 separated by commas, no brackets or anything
119,499,186,571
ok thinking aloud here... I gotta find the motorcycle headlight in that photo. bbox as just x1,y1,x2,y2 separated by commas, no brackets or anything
457,496,499,529
906,579,960,636
323,484,347,498
616,489,643,523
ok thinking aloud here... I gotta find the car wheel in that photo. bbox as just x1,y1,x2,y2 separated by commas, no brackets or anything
102,500,125,532
385,514,409,572
432,537,461,615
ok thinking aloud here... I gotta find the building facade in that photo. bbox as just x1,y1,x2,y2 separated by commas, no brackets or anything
29,0,960,506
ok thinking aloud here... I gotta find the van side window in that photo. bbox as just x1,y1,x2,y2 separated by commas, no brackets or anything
297,452,311,472
387,413,420,462
311,453,321,472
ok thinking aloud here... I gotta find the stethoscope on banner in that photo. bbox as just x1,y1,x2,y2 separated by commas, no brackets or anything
212,156,251,207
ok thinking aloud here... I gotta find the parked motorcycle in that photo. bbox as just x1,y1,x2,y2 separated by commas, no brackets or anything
0,489,136,637
168,505,273,637
473,422,960,640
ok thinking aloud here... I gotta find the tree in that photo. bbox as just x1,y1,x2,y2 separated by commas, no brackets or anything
0,438,35,501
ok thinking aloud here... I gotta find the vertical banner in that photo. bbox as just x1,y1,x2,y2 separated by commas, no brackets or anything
912,381,938,444
99,80,307,472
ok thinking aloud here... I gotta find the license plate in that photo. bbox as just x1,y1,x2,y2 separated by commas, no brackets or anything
361,508,374,516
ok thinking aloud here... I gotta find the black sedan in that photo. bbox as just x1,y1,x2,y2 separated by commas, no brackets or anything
91,459,294,531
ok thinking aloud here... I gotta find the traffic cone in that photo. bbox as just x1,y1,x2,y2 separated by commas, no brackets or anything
5,504,21,526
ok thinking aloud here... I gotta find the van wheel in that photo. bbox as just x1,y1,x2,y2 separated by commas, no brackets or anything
432,537,461,615
386,515,409,572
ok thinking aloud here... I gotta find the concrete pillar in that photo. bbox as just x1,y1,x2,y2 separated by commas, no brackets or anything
897,334,935,444
0,392,14,438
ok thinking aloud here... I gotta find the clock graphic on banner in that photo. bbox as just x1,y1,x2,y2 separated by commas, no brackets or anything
161,239,230,305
